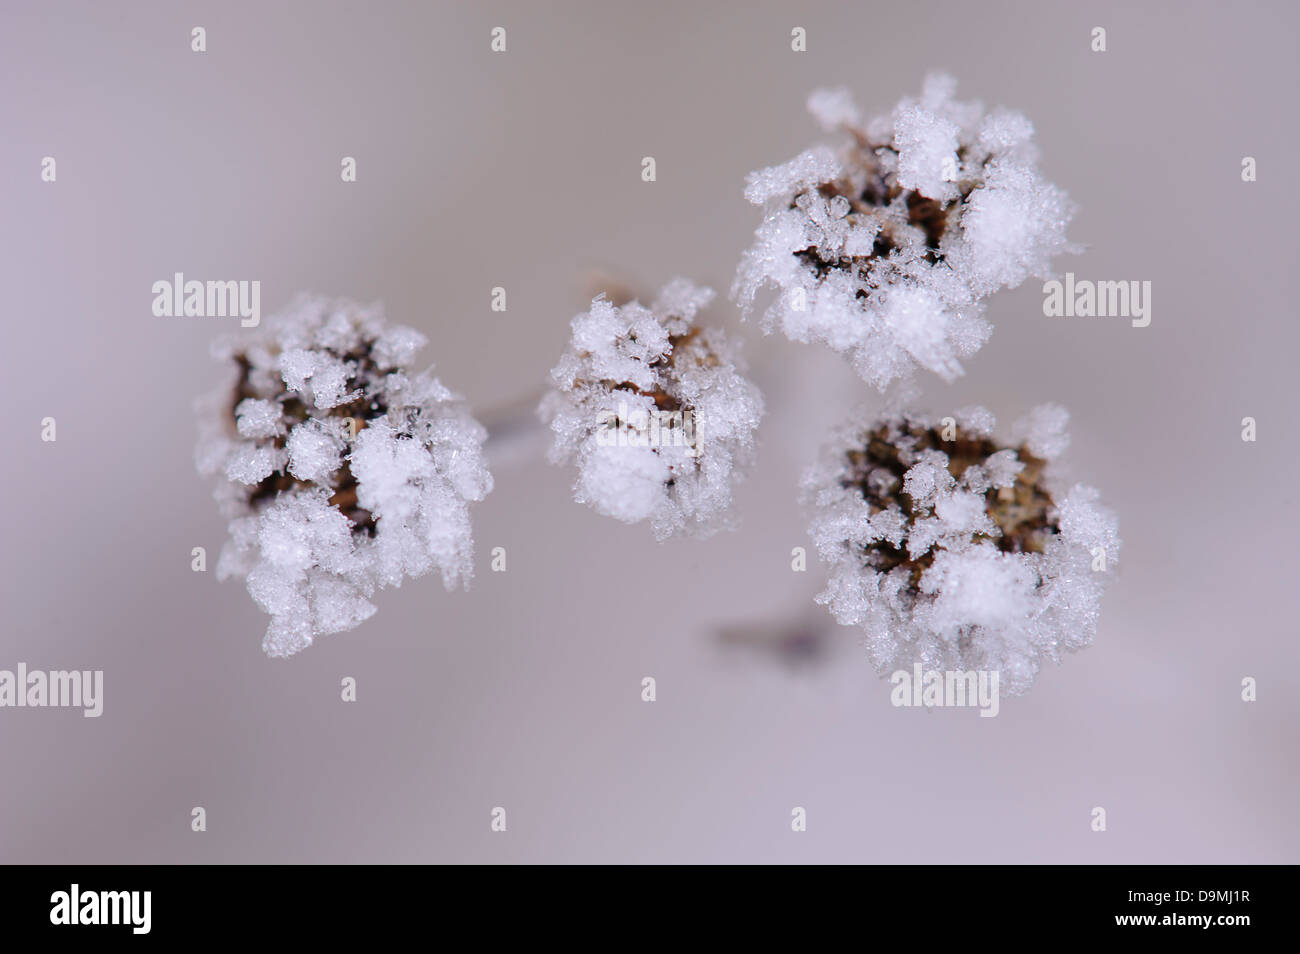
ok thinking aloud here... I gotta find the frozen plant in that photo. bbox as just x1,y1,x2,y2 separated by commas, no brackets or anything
732,73,1077,390
803,404,1118,694
196,296,493,657
540,279,764,540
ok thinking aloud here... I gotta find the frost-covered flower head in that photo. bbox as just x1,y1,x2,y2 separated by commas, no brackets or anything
803,404,1118,695
733,73,1077,390
540,279,764,540
196,295,493,657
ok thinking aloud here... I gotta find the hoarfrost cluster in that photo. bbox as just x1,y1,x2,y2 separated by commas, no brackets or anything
732,73,1077,390
803,404,1118,694
196,296,493,657
191,74,1118,694
540,279,764,540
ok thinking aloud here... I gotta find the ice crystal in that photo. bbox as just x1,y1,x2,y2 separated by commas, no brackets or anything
540,279,764,540
803,405,1118,695
196,296,493,657
733,73,1077,390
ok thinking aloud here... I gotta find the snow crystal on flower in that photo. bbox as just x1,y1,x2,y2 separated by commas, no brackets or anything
235,398,282,439
802,405,1118,695
540,279,764,540
733,73,1078,391
225,443,280,485
1013,401,1071,460
285,418,345,483
196,295,493,657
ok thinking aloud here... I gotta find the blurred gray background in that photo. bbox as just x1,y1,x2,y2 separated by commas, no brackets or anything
1,0,1296,863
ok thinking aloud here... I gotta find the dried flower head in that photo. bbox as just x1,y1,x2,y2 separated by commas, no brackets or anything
732,73,1077,390
196,295,493,657
540,278,764,540
803,404,1118,694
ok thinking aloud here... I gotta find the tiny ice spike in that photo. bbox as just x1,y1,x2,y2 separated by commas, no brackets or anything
196,295,493,657
802,405,1118,695
540,279,764,540
732,74,1077,391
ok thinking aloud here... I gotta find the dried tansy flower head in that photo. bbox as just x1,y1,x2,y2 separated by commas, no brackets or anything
196,296,493,657
540,279,764,540
803,405,1118,694
732,73,1077,390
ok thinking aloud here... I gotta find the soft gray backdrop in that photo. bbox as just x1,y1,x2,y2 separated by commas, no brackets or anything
2,0,1296,863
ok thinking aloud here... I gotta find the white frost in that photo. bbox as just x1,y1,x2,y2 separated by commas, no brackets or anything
197,295,493,657
540,279,764,540
803,405,1118,695
733,73,1078,391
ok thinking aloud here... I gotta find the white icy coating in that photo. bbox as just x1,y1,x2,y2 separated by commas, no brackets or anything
733,73,1077,390
803,405,1118,695
540,279,764,540
1013,402,1072,459
196,295,493,657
